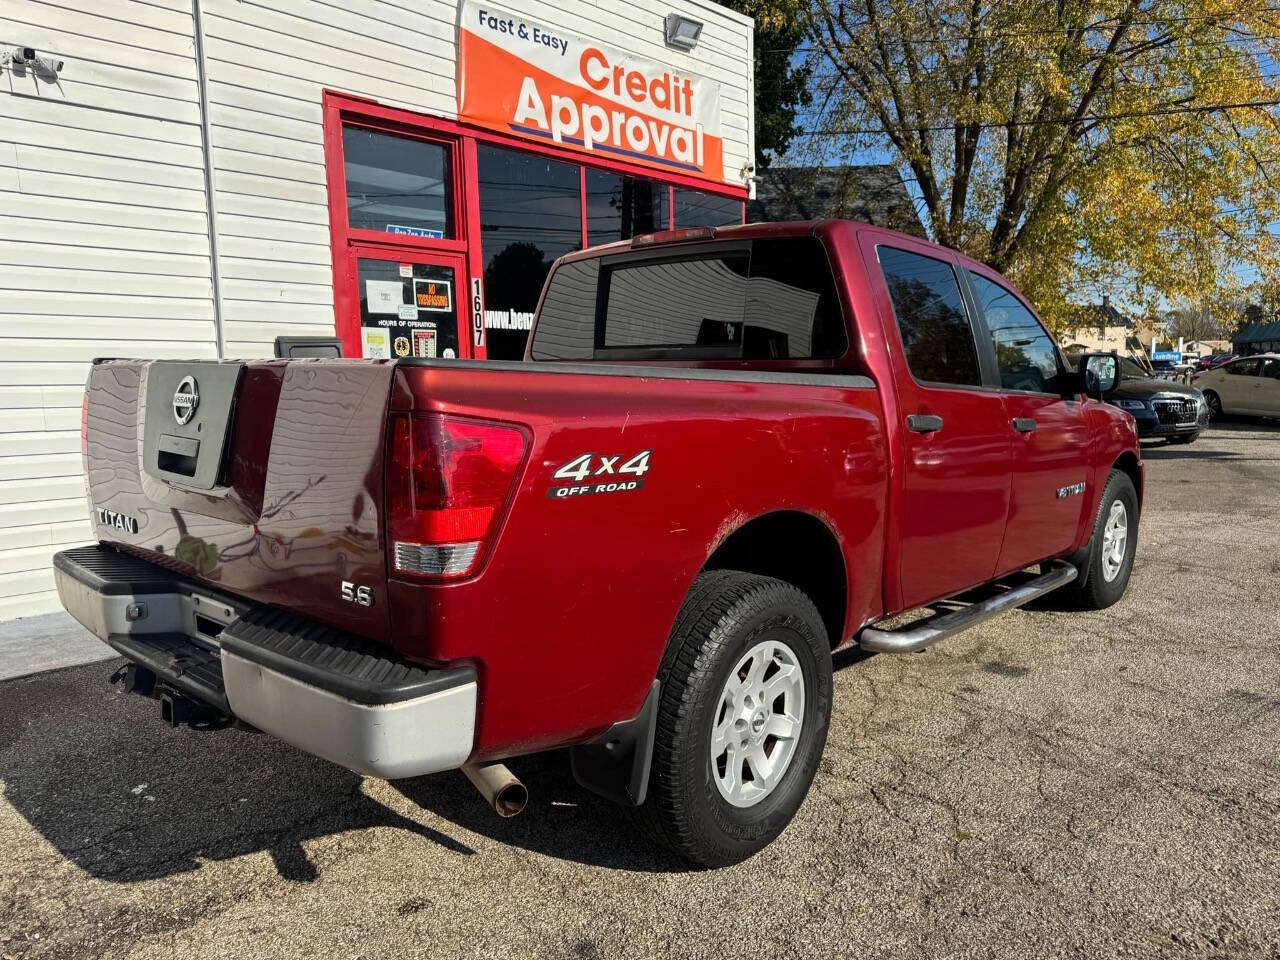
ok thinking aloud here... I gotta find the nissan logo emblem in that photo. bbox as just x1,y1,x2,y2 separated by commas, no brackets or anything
173,375,199,425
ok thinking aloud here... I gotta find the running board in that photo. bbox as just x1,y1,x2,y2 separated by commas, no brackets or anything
857,561,1078,654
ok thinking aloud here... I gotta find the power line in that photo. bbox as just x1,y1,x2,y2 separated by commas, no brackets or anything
791,96,1280,137
752,9,1280,52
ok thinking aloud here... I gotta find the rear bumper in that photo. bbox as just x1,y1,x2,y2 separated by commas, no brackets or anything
53,545,476,779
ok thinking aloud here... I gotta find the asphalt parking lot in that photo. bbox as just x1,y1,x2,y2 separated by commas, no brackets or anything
2,421,1278,960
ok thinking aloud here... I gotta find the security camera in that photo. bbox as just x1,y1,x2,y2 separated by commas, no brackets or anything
740,160,757,180
11,46,62,75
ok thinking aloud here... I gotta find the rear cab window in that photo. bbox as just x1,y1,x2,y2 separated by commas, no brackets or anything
530,237,848,362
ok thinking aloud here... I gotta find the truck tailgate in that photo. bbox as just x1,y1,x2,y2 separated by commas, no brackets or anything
83,358,396,644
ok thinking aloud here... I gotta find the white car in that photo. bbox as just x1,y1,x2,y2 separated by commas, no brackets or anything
1193,353,1280,418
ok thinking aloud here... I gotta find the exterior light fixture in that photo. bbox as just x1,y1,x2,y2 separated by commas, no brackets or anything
664,13,703,50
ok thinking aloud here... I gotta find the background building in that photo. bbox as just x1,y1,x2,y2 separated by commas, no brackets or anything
1060,296,1157,357
1233,322,1280,355
0,0,755,619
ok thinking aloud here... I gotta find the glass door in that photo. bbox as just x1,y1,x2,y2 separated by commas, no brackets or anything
350,247,468,360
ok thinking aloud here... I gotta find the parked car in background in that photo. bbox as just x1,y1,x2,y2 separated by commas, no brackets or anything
1193,354,1280,419
1149,358,1179,379
1076,355,1208,443
1196,353,1234,371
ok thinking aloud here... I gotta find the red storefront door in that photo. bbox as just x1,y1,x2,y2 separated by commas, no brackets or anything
346,245,468,361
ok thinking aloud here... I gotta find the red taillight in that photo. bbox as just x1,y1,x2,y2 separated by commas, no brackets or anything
386,413,527,580
80,391,89,454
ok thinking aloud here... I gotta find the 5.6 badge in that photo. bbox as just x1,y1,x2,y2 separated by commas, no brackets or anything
547,450,650,499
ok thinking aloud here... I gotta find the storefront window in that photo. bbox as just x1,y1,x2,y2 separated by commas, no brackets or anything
478,144,582,360
673,188,743,228
343,127,452,237
586,171,669,245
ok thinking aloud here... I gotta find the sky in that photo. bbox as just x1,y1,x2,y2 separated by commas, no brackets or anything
771,38,1280,309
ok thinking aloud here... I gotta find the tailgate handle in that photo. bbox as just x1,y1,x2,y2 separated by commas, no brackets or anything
906,414,944,434
1012,417,1037,433
157,433,200,476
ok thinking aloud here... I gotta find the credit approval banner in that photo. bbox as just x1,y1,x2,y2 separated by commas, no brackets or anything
458,2,726,183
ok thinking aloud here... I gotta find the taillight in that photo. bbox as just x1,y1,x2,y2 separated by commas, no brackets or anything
386,413,527,580
80,391,89,454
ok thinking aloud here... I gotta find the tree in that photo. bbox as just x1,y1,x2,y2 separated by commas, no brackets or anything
805,1,1280,332
1165,303,1225,343
721,0,812,167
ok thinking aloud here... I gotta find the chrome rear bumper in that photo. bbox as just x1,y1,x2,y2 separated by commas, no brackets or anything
53,545,476,780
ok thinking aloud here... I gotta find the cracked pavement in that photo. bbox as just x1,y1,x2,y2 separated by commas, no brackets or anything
1,420,1278,959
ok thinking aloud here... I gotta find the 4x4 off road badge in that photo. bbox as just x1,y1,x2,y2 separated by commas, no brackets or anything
172,375,199,425
548,450,651,499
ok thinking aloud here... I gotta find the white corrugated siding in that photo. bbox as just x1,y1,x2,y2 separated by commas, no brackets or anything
1,0,215,618
0,0,752,620
200,0,753,357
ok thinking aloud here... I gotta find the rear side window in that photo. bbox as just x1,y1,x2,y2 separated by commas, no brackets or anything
968,272,1063,393
877,247,981,386
530,237,847,361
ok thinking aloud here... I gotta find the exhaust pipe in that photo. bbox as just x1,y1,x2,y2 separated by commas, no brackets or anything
461,762,528,818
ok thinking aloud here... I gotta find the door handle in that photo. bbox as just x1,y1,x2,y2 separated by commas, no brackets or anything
1012,417,1037,433
906,414,944,433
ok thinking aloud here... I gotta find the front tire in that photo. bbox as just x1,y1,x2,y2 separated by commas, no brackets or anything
638,571,833,867
1070,470,1139,610
1204,390,1222,419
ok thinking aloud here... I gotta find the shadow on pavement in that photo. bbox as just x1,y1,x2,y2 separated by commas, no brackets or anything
391,754,691,874
0,660,692,882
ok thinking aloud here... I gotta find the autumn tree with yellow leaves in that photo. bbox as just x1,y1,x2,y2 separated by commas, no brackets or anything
804,1,1280,331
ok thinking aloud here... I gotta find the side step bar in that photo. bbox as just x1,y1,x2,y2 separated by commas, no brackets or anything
857,561,1078,654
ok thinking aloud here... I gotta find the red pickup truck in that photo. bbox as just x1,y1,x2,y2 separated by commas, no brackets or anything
55,220,1141,866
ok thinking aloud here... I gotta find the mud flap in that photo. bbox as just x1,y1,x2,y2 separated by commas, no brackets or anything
569,680,660,807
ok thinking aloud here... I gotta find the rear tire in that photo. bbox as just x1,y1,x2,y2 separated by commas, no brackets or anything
638,571,832,867
1070,470,1139,610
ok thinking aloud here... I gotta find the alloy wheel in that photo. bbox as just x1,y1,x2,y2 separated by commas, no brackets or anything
710,639,805,808
1100,500,1129,583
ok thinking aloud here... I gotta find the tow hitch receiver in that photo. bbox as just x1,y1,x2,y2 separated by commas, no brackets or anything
110,663,231,728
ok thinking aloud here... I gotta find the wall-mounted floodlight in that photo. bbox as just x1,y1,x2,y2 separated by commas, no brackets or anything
664,13,703,50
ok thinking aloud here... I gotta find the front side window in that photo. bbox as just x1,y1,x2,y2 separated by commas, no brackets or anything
673,188,743,228
342,127,451,237
1260,358,1280,379
477,144,581,360
968,272,1063,393
878,247,981,386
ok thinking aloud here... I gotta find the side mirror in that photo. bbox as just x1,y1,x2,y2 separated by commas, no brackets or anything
1079,352,1119,398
